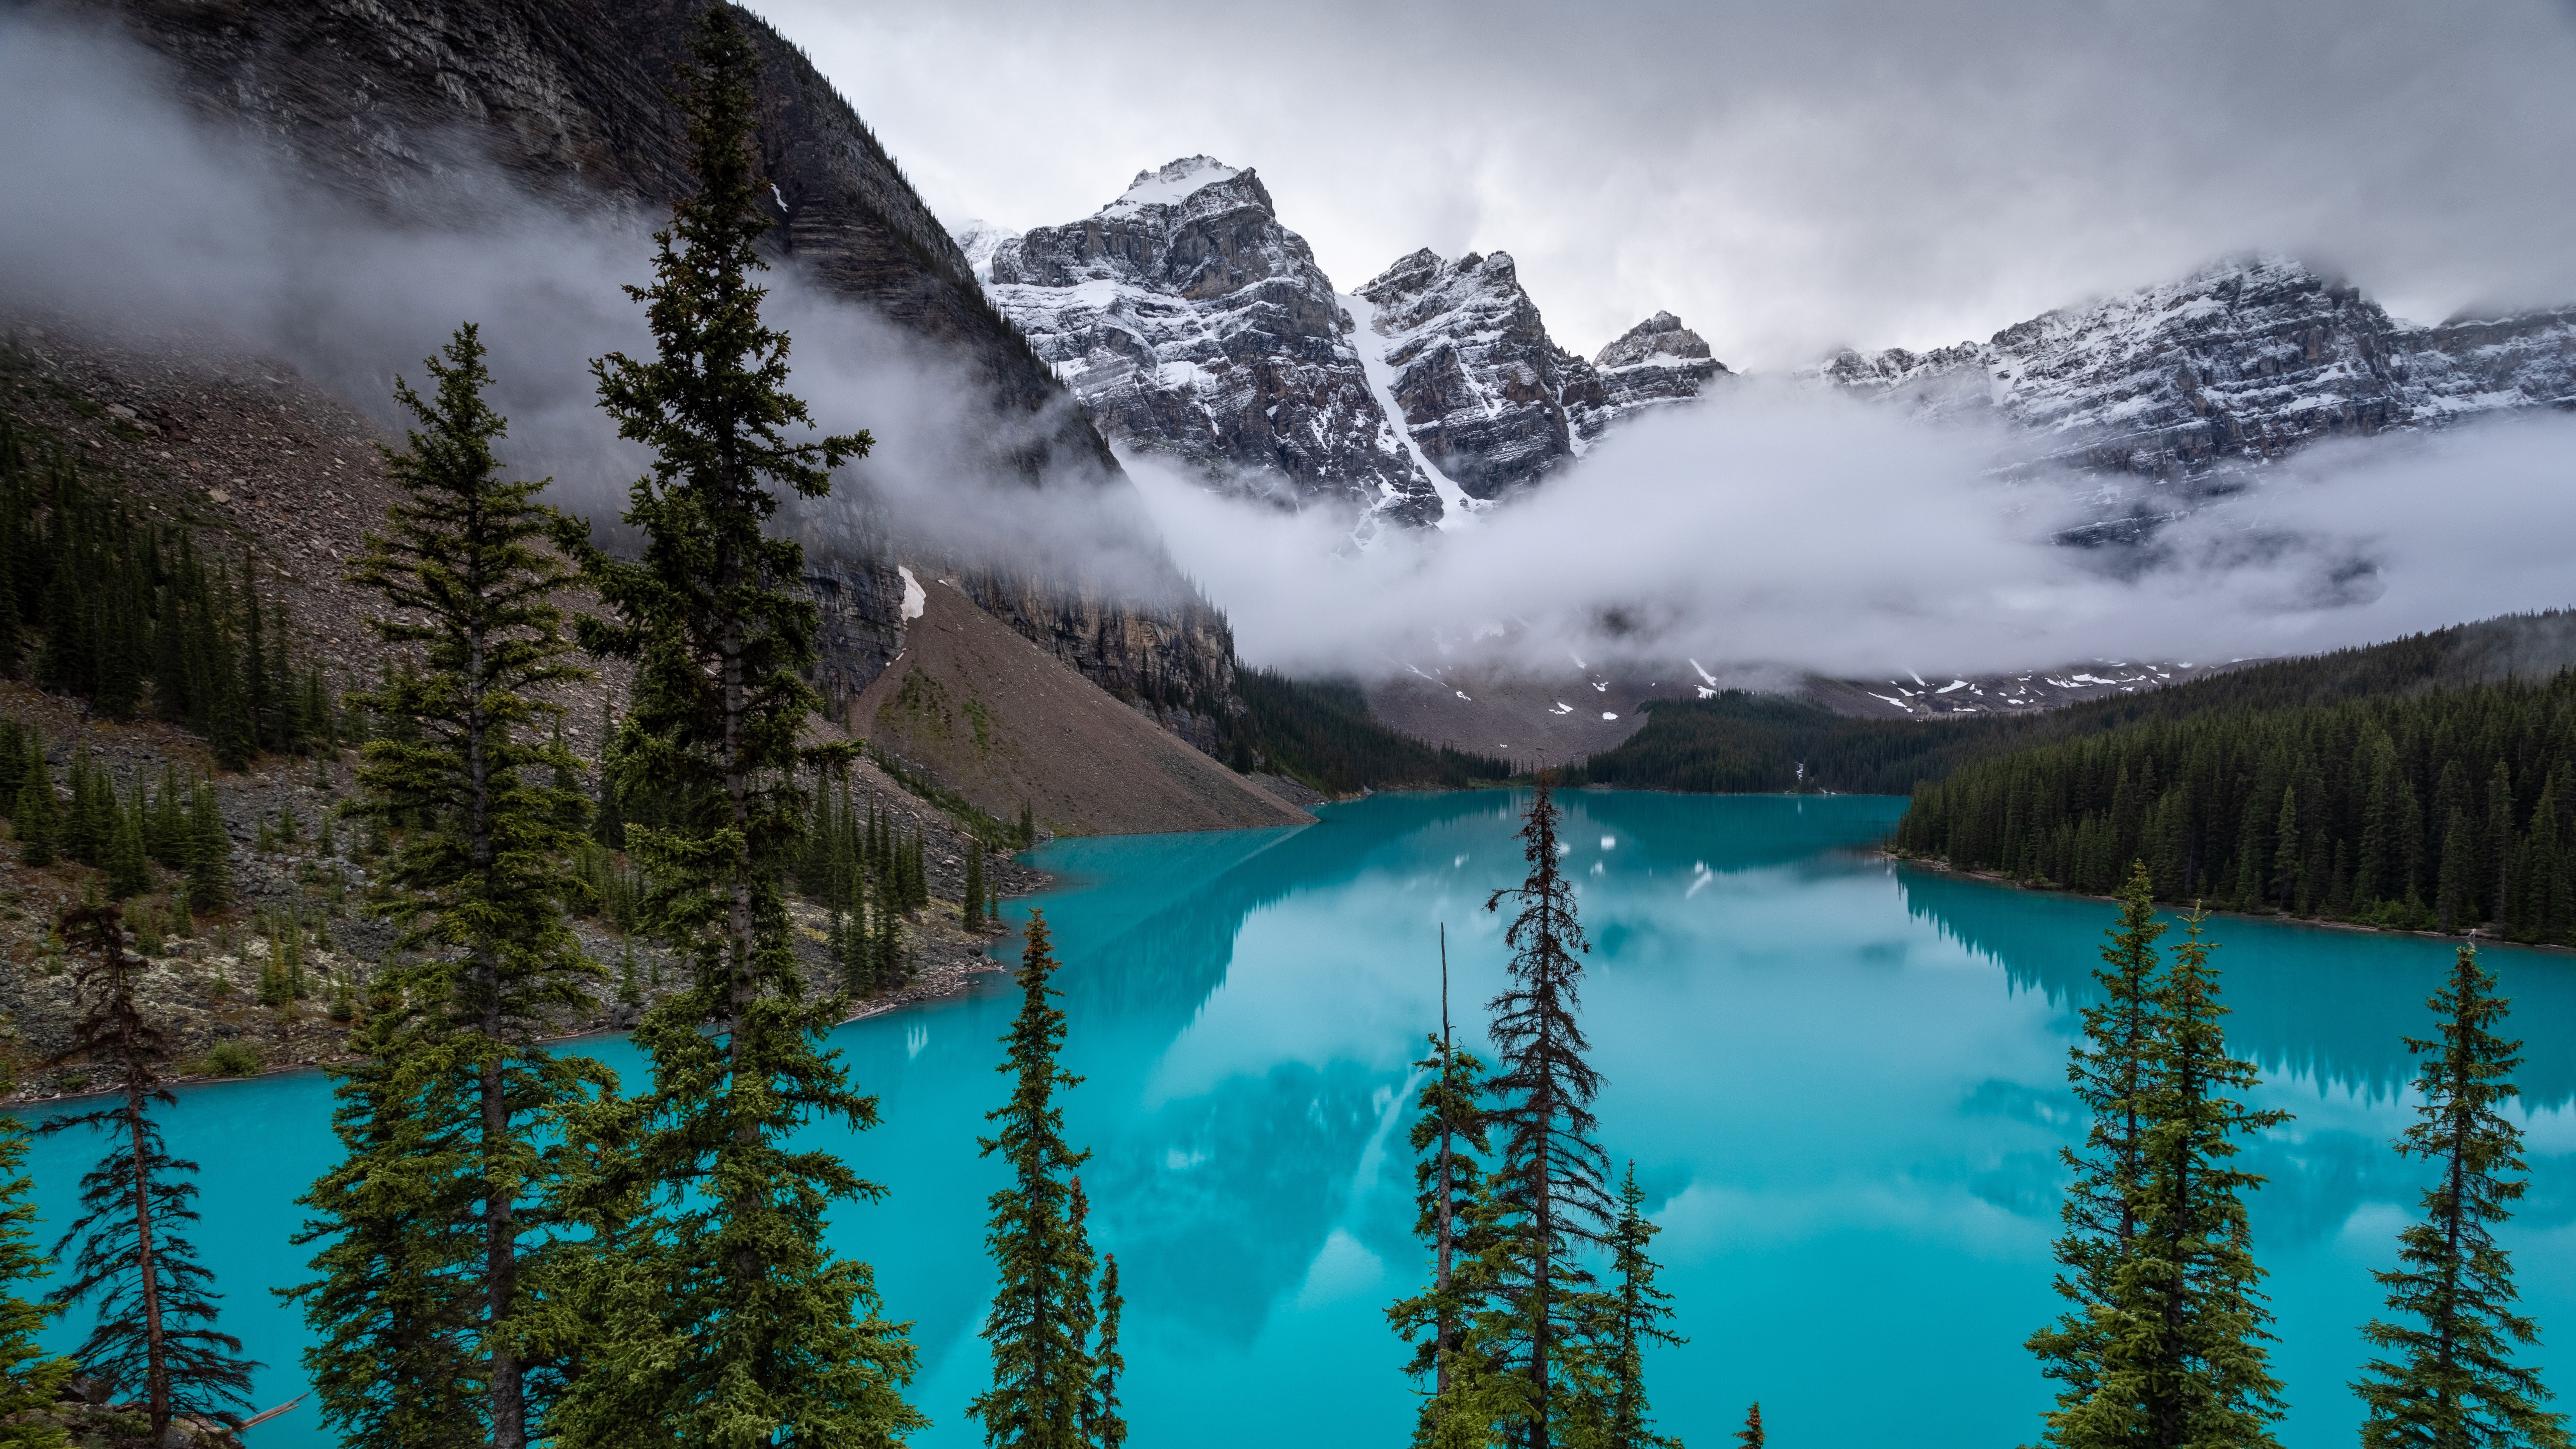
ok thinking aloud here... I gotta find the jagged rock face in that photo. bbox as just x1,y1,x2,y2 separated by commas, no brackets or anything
1354,249,1601,501
63,0,1247,745
985,157,1442,526
1818,256,2574,487
1593,310,1728,416
2409,305,2576,419
1352,252,1729,501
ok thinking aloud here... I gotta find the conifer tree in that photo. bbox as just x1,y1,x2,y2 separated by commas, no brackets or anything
285,981,484,1449
2055,910,2288,1449
1734,1404,1763,1449
2031,862,2166,1421
0,1114,72,1449
183,783,229,913
12,746,55,868
1391,929,1511,1445
549,9,916,1444
38,904,258,1438
324,320,607,1449
972,911,1121,1447
1482,776,1615,1446
964,846,986,933
1084,1251,1126,1449
107,792,148,900
1599,1162,1684,1449
2354,946,2571,1449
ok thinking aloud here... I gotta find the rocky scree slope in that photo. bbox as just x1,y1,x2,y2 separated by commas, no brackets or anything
57,0,1246,751
1817,255,2576,527
971,157,1727,525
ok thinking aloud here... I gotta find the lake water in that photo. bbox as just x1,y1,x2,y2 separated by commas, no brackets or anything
16,790,2576,1446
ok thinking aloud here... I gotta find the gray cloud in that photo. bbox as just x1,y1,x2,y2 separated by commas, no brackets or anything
756,0,2576,368
0,15,1181,599
1133,387,2576,680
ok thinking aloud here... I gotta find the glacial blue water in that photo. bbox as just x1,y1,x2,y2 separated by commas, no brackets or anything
15,789,2576,1446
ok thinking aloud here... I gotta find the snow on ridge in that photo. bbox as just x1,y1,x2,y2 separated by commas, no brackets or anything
1101,155,1243,216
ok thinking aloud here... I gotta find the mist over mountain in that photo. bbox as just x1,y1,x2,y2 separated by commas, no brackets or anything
4,2,2571,715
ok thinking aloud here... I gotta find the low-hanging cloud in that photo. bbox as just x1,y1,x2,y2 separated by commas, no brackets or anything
5,14,2568,691
1134,384,2576,681
0,14,1180,600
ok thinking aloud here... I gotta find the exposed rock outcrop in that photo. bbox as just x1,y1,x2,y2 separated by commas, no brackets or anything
1350,248,1604,502
1816,255,2576,491
984,157,1443,526
1345,257,1729,503
1593,310,1729,415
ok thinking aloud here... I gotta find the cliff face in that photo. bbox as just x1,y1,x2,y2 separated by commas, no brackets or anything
983,157,1442,526
50,0,1240,745
967,157,1726,526
1817,256,2576,492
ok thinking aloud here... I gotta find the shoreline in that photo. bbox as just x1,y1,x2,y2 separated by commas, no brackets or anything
5,895,1043,1112
1881,850,2576,954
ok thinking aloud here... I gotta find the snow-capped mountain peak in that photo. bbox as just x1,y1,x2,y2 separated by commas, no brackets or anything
961,155,1728,528
1102,155,1243,216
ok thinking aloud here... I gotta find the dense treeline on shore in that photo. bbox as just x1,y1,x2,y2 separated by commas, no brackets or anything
1572,610,2576,800
1229,667,1512,793
1895,668,2576,939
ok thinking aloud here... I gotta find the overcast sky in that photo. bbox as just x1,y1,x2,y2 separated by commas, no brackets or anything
753,0,2576,369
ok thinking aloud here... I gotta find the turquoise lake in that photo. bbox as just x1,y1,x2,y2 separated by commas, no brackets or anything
16,789,2576,1446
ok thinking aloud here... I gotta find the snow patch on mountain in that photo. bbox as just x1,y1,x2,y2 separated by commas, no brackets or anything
977,157,1442,525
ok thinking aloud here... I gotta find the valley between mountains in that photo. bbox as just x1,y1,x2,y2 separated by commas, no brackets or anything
1,0,2573,1094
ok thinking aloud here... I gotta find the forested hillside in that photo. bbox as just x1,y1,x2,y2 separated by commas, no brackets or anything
1570,612,2576,800
1894,669,2576,941
1229,668,1513,793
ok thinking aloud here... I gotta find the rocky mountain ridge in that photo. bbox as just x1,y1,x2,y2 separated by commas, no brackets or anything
983,157,1444,525
968,157,1728,525
1815,254,2576,500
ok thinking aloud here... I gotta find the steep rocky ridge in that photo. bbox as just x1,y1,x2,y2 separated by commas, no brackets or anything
1349,255,1731,503
1593,310,1727,414
46,0,1243,746
970,157,1727,524
984,157,1442,526
1817,255,2576,497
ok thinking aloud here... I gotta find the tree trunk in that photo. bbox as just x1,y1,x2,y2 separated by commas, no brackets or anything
126,1081,170,1433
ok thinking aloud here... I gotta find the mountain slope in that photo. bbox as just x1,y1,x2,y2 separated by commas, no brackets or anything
57,0,1245,747
985,156,1443,526
970,156,1727,524
1818,255,2576,494
853,572,1313,836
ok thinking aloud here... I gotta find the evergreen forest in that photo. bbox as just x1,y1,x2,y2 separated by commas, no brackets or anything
1894,668,2576,940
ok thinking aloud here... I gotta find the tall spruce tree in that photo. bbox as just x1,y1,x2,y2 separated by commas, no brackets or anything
1390,928,1512,1446
0,1114,72,1449
310,321,609,1449
2056,910,2289,1449
971,910,1122,1448
2031,862,2167,1429
285,980,485,1448
1599,1162,1684,1449
549,8,917,1444
2354,946,2571,1449
38,904,258,1438
1483,776,1616,1446
1734,1404,1763,1449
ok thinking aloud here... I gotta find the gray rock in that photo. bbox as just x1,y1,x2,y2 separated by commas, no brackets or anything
986,158,1443,527
1814,255,2576,495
